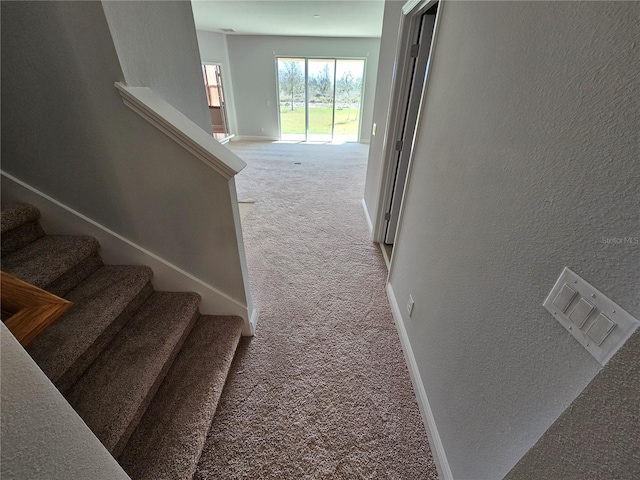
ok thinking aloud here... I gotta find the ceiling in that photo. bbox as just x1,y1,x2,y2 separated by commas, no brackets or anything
191,0,385,38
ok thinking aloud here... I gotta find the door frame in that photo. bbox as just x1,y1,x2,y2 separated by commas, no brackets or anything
202,62,235,141
372,0,443,244
384,11,436,244
274,56,368,142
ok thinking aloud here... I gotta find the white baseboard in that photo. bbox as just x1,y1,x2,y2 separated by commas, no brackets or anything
378,242,392,270
218,134,235,145
361,198,374,239
248,308,260,336
1,172,254,335
359,138,371,144
386,282,453,480
233,135,278,142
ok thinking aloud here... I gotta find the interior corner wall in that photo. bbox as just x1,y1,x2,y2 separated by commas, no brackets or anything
386,1,639,479
363,0,404,232
101,0,211,133
225,35,381,140
196,30,239,135
505,328,640,480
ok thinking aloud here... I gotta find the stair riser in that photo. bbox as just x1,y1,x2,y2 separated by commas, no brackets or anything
1,220,45,257
56,282,155,395
0,203,40,233
2,235,101,292
111,307,201,458
118,316,244,480
48,253,104,297
2,203,243,480
65,291,202,457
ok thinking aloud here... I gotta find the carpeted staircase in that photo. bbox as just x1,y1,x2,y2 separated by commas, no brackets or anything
1,202,243,479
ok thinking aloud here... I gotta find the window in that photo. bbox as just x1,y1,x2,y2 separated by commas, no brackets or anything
277,57,365,142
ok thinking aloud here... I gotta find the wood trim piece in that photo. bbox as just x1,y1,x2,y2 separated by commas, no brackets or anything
114,82,246,180
1,271,72,346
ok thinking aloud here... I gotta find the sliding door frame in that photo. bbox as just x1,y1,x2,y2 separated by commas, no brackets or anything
275,55,367,142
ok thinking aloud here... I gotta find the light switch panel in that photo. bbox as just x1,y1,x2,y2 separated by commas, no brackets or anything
543,267,639,365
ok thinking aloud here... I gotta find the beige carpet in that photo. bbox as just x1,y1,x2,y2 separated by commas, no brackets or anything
194,141,438,479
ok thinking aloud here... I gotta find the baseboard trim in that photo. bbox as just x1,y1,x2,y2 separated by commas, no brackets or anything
1,172,252,331
218,134,235,145
233,135,279,142
248,308,260,336
386,282,454,480
378,242,392,270
359,138,371,144
361,198,374,238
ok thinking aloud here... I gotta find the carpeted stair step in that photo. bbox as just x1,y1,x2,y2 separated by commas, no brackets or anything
118,315,244,480
27,265,155,394
66,291,201,457
2,235,103,297
1,203,46,257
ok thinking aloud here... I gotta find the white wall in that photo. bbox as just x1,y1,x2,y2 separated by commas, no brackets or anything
225,35,381,140
102,0,211,133
1,1,251,314
196,30,239,135
363,0,404,232
386,1,640,479
1,324,131,479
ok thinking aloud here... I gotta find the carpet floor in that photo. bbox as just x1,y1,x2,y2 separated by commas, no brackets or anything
194,141,438,479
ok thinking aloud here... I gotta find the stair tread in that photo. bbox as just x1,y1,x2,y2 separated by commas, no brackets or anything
119,315,243,480
1,202,40,233
2,235,100,289
66,291,201,456
27,265,154,392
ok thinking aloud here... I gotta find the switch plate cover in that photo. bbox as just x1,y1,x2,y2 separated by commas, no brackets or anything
407,295,415,317
543,267,639,365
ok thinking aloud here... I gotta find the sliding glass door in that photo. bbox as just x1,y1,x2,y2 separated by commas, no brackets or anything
276,58,306,140
277,57,365,142
307,59,335,141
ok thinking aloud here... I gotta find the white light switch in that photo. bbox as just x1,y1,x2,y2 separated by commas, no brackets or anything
543,267,639,365
585,314,616,346
568,298,595,328
553,284,577,313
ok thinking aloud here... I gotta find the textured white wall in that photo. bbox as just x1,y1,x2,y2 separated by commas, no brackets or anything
387,1,640,479
1,325,131,480
101,0,211,133
225,35,381,140
363,0,404,231
196,30,239,135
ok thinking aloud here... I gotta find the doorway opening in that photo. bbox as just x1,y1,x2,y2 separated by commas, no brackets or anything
276,57,365,142
202,63,232,142
374,1,439,255
384,5,437,245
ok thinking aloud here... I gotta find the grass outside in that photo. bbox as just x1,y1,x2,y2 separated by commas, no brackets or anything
279,106,360,137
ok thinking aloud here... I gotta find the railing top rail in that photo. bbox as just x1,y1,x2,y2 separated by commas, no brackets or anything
115,82,246,180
